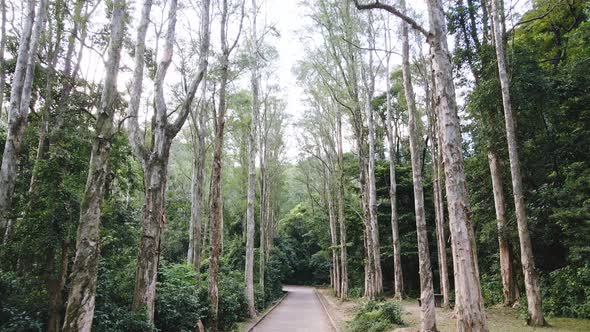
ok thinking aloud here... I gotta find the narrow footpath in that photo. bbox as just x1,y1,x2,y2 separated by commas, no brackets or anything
252,286,335,332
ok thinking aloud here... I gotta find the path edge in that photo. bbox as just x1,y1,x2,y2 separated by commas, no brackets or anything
314,288,342,332
243,291,288,332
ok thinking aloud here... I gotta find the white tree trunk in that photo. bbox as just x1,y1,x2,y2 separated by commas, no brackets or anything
62,1,126,329
188,80,207,270
490,0,544,324
336,110,348,299
488,150,519,306
0,0,7,122
0,0,47,240
427,0,489,328
245,0,259,317
400,6,437,328
384,35,404,301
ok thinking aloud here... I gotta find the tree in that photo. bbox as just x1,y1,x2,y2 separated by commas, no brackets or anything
490,0,544,324
62,0,127,329
0,0,48,242
382,15,404,300
127,0,211,321
208,0,244,329
245,0,259,317
399,0,436,328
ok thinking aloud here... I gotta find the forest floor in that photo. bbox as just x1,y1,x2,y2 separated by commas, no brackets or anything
317,288,590,331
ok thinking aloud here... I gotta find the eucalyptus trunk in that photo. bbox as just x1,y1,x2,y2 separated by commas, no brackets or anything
428,0,488,328
188,84,207,270
490,0,544,324
384,47,404,301
62,1,126,329
245,0,259,317
426,68,450,307
488,150,519,306
0,0,7,122
0,0,47,241
208,0,232,328
336,110,348,299
400,5,437,328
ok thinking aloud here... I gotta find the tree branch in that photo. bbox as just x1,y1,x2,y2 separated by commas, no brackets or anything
353,0,431,38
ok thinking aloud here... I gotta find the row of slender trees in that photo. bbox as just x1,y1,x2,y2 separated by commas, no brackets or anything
297,0,545,330
0,0,286,330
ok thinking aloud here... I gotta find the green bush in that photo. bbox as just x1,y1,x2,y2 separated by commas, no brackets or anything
543,264,590,319
348,287,363,298
480,273,504,306
348,300,404,332
0,272,47,331
155,264,209,332
217,271,249,331
380,301,404,325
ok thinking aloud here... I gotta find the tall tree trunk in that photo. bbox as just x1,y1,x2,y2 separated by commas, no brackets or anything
400,6,437,328
132,159,169,321
427,0,488,328
324,162,340,296
209,0,233,328
245,0,259,318
360,153,375,299
364,29,383,297
188,82,207,270
384,37,404,300
62,1,126,329
0,0,7,122
488,150,519,306
489,0,544,324
29,0,65,195
336,110,348,299
366,99,383,297
0,0,47,241
425,68,450,308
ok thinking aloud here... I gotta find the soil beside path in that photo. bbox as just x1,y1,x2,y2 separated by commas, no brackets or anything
252,285,335,332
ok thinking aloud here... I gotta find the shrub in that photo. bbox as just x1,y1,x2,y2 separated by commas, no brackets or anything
480,273,504,306
543,264,590,319
349,287,363,298
217,271,249,331
348,300,404,332
155,264,208,332
380,301,404,325
0,271,47,331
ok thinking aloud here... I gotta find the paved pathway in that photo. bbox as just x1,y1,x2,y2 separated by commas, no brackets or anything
252,285,335,332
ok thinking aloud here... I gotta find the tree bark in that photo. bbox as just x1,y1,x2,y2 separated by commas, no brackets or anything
336,110,348,299
383,31,404,300
324,159,340,296
427,0,489,327
489,0,544,324
0,0,47,241
188,81,207,270
488,150,519,306
0,0,7,122
208,0,238,328
62,1,126,330
425,67,450,308
245,0,259,317
400,5,437,328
